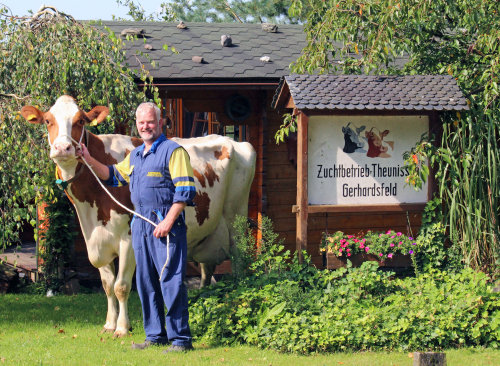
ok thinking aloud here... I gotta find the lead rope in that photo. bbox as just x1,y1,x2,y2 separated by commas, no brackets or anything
54,130,170,281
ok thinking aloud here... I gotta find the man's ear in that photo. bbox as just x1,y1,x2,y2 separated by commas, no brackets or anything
85,106,109,126
20,106,44,124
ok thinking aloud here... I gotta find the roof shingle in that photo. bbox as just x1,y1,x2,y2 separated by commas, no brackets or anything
273,74,469,112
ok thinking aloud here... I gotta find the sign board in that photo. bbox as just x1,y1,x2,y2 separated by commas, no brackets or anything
308,115,428,205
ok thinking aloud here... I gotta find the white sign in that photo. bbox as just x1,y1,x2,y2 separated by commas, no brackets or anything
308,115,428,205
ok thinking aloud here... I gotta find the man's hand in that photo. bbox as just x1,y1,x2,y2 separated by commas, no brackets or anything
76,143,90,162
75,143,110,180
153,202,186,238
153,218,173,238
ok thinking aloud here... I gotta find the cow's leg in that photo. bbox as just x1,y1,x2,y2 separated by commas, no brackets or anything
113,238,135,338
98,262,118,333
192,218,230,288
199,262,216,288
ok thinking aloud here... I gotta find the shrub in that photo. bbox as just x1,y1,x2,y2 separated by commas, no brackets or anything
189,264,500,353
190,216,499,353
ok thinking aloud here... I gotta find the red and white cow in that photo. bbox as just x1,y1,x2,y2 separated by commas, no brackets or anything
21,95,256,337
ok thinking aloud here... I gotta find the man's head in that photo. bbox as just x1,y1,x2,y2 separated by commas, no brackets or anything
136,102,163,145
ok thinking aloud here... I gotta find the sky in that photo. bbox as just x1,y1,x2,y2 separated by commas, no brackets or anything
0,0,163,20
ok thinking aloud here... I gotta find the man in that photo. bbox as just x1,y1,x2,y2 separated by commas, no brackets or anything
78,102,196,352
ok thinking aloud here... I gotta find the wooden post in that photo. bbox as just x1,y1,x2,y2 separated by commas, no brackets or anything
413,352,446,366
296,111,309,262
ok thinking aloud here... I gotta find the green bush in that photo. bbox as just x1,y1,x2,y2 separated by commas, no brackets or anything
190,264,499,353
189,216,499,353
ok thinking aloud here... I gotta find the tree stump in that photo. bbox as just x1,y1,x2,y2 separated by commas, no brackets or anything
413,352,446,366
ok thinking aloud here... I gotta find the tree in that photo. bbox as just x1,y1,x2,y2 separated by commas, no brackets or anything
116,0,304,24
0,6,158,251
278,0,499,273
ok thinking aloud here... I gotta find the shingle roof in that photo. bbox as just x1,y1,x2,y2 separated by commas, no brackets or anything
99,21,306,81
273,74,469,112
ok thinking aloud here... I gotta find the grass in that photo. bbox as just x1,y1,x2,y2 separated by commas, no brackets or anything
0,293,499,366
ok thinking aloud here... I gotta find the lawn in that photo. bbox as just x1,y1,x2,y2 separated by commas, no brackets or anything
0,293,498,365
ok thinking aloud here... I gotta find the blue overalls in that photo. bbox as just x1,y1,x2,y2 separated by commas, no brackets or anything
107,134,194,347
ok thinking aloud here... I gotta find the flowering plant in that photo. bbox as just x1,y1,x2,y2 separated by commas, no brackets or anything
320,229,418,260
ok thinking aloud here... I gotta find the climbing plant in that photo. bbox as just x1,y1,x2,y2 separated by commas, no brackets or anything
276,0,499,273
0,6,159,250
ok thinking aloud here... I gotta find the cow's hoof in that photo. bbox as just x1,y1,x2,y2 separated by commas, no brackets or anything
101,327,115,334
113,328,129,338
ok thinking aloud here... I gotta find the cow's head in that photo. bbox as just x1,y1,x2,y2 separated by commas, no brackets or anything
21,96,109,165
366,128,390,148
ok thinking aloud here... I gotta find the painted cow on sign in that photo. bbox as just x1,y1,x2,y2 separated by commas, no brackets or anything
365,127,394,158
21,96,256,337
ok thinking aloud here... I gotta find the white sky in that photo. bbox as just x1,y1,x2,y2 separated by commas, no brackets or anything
0,0,163,20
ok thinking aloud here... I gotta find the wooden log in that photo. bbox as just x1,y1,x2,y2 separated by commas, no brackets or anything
413,352,446,366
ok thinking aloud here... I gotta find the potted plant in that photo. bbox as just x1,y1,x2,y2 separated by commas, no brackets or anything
320,230,417,269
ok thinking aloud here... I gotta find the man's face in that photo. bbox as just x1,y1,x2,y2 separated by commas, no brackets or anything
136,108,162,144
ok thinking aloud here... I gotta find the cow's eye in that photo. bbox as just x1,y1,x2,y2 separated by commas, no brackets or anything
45,119,50,125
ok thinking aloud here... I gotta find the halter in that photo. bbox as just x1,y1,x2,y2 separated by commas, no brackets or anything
52,128,87,189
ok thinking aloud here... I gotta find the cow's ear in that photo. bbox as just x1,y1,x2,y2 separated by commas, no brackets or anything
20,106,44,124
381,129,390,137
85,106,109,126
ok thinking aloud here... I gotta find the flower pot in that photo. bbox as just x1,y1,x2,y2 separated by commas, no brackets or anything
325,252,347,269
380,254,412,268
326,252,412,269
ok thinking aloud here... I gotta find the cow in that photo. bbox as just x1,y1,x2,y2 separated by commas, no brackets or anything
342,122,366,153
365,127,393,158
21,95,256,337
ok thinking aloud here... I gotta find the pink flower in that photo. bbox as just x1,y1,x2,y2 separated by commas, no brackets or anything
347,253,351,257
412,242,417,246
397,232,402,236
409,250,414,255
409,237,413,240
379,234,383,237
346,248,351,252
379,253,383,257
365,247,370,252
390,243,395,247
387,253,393,258
386,230,391,234
340,239,346,244
359,244,365,249
347,235,354,239
390,235,395,239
